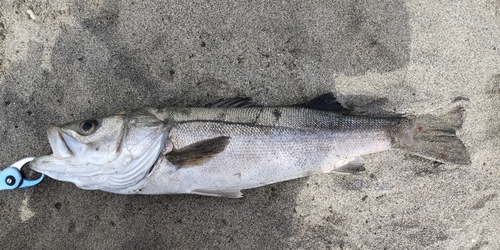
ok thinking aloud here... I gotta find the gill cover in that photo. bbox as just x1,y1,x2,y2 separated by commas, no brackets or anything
30,109,169,194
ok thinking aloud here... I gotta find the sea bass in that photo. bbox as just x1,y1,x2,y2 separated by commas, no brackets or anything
30,94,470,198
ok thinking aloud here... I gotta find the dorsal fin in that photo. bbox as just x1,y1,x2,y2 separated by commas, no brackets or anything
296,93,350,114
204,97,259,108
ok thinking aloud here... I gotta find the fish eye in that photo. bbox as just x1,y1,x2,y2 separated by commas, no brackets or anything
80,119,98,134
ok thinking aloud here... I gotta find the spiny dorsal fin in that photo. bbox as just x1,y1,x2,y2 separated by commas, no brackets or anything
296,93,350,114
166,136,230,168
204,97,259,108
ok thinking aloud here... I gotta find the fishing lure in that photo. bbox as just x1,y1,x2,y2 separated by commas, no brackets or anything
0,157,44,190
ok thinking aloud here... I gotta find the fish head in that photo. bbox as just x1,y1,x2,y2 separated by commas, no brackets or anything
30,109,169,194
48,116,124,162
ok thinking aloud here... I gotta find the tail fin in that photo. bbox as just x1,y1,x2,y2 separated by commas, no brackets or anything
395,107,470,165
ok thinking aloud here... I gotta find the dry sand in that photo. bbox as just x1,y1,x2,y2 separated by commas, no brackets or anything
1,0,499,249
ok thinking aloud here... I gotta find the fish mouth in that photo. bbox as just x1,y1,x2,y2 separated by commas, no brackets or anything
47,127,74,158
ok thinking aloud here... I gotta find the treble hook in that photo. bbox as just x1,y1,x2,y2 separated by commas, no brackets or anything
0,157,45,190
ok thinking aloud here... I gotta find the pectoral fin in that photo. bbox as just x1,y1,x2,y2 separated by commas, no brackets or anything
166,136,230,168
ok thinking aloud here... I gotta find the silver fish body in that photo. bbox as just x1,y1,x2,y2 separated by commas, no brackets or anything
30,95,470,197
140,107,395,197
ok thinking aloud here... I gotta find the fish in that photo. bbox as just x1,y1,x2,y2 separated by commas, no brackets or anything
30,93,470,198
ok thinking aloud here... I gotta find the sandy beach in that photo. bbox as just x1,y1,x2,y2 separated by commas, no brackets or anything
1,0,499,249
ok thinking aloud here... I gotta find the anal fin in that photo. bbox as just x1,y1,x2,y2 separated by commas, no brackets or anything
332,157,365,174
191,189,243,198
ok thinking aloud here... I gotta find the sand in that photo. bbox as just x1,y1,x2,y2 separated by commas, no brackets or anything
1,0,499,249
